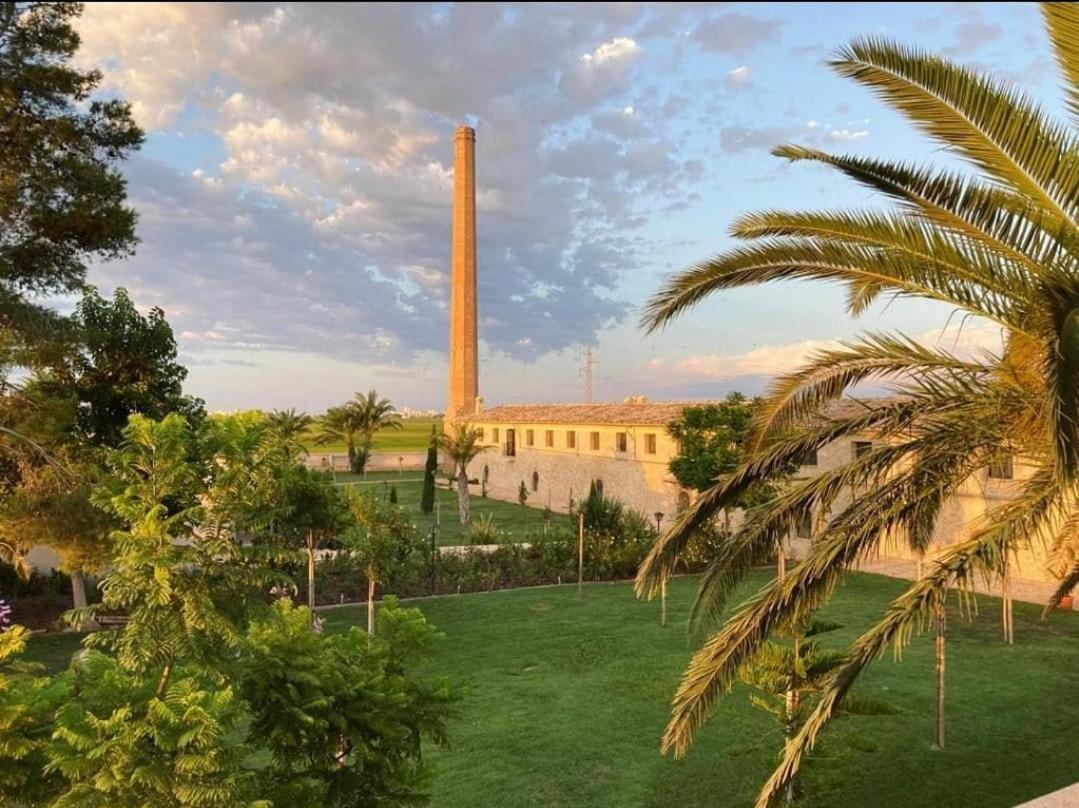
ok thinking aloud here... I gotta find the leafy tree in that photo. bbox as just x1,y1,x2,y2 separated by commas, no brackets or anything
0,413,456,806
0,2,142,367
517,479,528,506
421,425,438,514
344,491,413,634
351,389,402,474
317,404,364,473
0,289,202,606
437,422,487,526
635,6,1079,803
279,466,349,616
56,287,204,446
667,394,755,492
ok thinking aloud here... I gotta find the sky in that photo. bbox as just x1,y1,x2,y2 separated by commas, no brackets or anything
71,2,1056,412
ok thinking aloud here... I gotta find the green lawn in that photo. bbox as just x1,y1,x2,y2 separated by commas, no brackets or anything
324,470,567,545
25,573,1079,807
302,417,441,454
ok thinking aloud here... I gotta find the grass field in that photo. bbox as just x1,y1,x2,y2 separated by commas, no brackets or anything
324,470,568,545
27,573,1079,807
301,417,441,454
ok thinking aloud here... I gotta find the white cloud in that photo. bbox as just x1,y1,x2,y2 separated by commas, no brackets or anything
727,65,751,86
828,128,869,141
581,37,640,65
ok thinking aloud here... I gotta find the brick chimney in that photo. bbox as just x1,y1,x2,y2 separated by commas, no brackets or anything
446,125,479,421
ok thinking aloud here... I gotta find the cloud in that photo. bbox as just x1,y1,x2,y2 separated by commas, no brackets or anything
647,323,1005,385
651,338,846,380
719,118,870,154
726,65,751,88
693,12,782,55
74,4,711,364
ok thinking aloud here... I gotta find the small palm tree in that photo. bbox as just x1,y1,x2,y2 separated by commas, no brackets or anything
635,5,1079,804
351,390,402,475
437,422,487,526
265,408,313,461
316,405,363,473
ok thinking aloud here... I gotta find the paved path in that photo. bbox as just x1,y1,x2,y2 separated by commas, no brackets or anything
856,557,1073,610
1014,782,1079,807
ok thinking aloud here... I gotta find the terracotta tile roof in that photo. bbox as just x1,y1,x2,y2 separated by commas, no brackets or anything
473,396,903,427
475,401,709,426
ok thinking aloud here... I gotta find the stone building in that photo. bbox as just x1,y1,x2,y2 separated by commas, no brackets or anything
465,401,692,523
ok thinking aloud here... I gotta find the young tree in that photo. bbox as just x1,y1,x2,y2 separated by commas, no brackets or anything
344,491,413,634
420,425,438,514
0,2,143,367
351,389,402,475
738,620,896,803
635,6,1079,801
437,422,487,526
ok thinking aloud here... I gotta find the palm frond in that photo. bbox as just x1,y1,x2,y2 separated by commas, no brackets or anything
772,146,1063,269
641,240,1030,337
831,38,1079,226
755,474,1064,807
1042,3,1079,125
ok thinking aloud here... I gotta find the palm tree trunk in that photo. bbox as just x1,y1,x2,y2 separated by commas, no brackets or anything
307,532,316,617
70,568,88,611
933,594,946,750
457,468,470,526
367,577,376,635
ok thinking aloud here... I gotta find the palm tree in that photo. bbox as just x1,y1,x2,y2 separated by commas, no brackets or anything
437,422,487,526
316,405,363,473
265,408,313,462
351,390,402,475
635,6,1079,805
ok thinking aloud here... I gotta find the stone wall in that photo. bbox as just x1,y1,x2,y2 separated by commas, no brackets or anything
467,444,683,520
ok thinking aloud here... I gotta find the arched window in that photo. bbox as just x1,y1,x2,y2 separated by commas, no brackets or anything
532,470,540,492
483,465,490,485
677,491,690,511
594,479,604,497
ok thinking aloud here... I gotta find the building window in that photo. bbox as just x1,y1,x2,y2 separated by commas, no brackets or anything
796,510,813,539
593,479,604,497
476,427,485,442
566,430,576,449
505,429,516,457
989,458,1014,480
677,491,691,511
483,465,489,485
616,432,627,453
545,429,554,447
644,434,657,455
532,471,540,492
590,431,600,451
799,448,818,466
853,441,873,459
492,427,499,444
526,429,534,447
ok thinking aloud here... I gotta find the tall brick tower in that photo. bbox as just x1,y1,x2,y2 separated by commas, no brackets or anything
446,125,478,421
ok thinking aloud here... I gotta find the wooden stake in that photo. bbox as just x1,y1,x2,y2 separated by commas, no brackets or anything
577,513,584,598
933,594,946,750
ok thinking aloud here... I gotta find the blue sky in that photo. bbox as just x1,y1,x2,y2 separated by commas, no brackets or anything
73,3,1053,411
